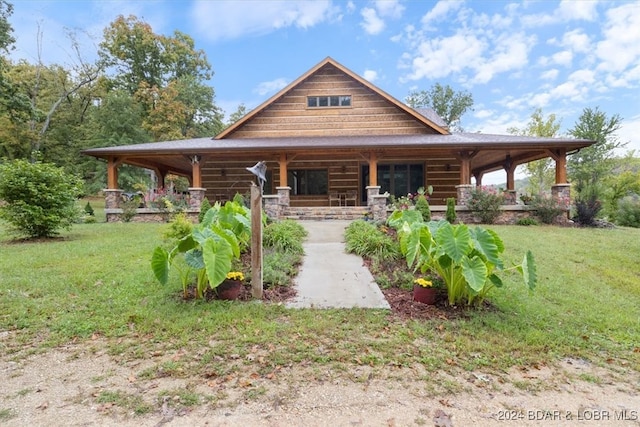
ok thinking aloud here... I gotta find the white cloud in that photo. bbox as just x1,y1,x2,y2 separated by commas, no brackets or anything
560,29,591,53
471,33,533,84
474,109,493,119
403,31,486,81
253,78,289,96
595,3,640,75
421,0,464,28
541,69,559,80
191,0,337,41
363,69,378,82
521,0,599,27
616,114,640,154
375,0,405,19
551,50,573,67
360,7,385,35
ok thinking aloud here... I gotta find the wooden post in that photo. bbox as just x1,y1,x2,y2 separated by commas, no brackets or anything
555,149,567,184
191,155,202,188
250,183,263,299
107,157,119,189
279,153,288,187
369,152,378,186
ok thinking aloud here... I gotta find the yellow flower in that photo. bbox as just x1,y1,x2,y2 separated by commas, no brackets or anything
413,278,433,288
226,271,245,281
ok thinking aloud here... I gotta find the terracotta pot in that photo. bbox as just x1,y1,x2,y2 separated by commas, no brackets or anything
413,285,436,305
217,280,243,300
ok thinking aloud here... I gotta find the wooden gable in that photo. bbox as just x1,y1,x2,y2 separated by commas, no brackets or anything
216,57,448,140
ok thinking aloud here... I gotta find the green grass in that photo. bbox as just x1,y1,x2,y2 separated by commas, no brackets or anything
1,221,639,384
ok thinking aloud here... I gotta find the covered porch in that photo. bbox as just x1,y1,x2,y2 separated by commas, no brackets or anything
84,133,585,223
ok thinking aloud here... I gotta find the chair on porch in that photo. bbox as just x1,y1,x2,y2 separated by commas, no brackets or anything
344,190,357,206
329,192,341,207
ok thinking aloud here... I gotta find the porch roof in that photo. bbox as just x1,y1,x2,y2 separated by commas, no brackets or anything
84,132,591,156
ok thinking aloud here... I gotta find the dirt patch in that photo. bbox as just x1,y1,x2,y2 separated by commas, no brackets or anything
1,343,638,426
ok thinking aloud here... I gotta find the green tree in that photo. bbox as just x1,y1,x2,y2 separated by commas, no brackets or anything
568,107,625,194
0,159,82,238
99,15,211,95
405,83,473,131
508,109,562,195
227,103,248,126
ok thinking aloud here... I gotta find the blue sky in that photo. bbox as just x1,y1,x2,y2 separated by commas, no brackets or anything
9,1,640,182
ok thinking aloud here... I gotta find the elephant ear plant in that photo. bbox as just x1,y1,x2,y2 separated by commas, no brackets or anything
151,200,248,299
392,215,537,306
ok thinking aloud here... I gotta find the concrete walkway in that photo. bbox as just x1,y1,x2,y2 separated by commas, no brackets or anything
286,220,390,309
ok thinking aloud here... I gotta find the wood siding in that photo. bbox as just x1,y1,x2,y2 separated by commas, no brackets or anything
200,156,460,206
226,64,438,139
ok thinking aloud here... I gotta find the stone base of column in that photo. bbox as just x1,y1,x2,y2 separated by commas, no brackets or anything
551,184,572,211
276,186,291,208
188,187,206,210
104,189,124,209
455,184,474,206
503,190,517,205
263,195,281,220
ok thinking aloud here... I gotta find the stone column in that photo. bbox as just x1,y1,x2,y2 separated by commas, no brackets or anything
276,186,291,208
104,189,124,209
552,184,571,211
366,185,380,206
188,187,206,210
503,190,517,205
263,195,281,220
455,184,474,206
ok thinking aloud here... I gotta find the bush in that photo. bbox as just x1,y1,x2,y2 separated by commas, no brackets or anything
163,212,194,242
414,194,431,222
84,201,95,216
516,217,538,226
445,197,457,223
198,197,211,223
465,186,504,224
615,195,640,228
531,194,565,224
263,219,307,253
0,160,82,238
573,190,602,226
344,220,400,261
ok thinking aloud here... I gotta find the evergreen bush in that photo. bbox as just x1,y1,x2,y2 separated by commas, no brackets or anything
445,197,457,223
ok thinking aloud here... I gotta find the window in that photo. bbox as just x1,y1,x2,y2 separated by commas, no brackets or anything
361,163,424,200
288,170,328,195
307,95,351,108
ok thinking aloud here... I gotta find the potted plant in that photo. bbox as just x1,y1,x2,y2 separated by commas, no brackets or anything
520,194,533,205
413,277,437,305
217,271,245,300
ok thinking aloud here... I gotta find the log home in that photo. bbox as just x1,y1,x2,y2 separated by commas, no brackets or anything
84,57,594,222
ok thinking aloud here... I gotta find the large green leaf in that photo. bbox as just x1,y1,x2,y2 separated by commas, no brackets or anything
150,246,170,285
471,227,502,268
403,223,432,269
211,224,240,259
461,256,488,293
202,238,234,288
521,250,537,291
185,248,205,269
176,235,197,253
436,223,471,263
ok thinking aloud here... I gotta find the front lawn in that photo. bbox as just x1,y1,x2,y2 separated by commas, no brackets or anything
0,221,638,380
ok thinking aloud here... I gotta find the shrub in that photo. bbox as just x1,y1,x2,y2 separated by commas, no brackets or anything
465,186,504,224
0,159,82,238
615,195,640,228
531,194,565,224
414,194,431,222
516,217,538,226
345,220,400,261
121,199,139,222
84,201,95,216
445,198,457,223
163,212,194,242
198,197,211,223
573,189,602,226
263,250,302,287
263,219,307,254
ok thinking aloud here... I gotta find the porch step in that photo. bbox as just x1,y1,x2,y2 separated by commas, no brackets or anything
283,207,370,221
